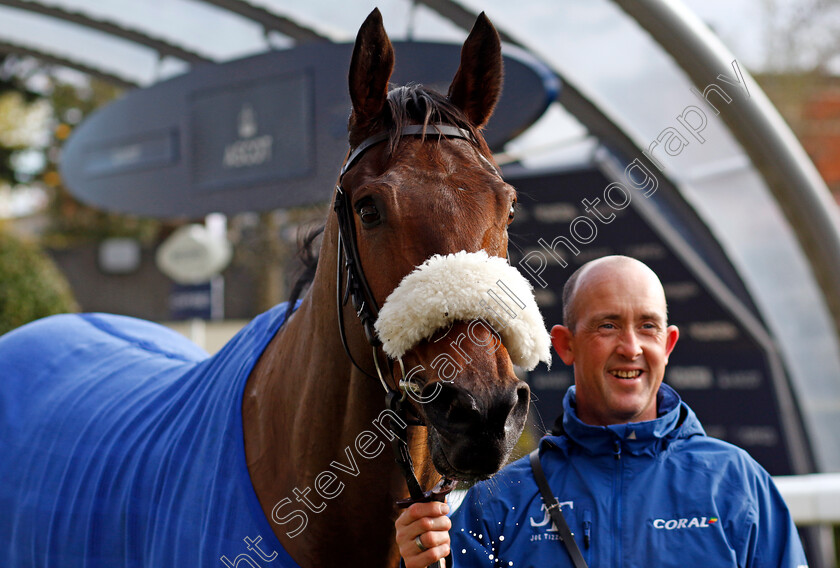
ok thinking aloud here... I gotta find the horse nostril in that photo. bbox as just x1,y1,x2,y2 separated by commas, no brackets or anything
424,383,481,432
505,383,530,431
487,382,528,431
424,381,530,476
424,381,530,437
515,383,530,412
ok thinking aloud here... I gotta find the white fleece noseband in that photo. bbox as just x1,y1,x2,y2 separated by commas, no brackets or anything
374,250,551,370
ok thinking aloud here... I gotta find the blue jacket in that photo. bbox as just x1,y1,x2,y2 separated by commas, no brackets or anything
0,305,300,567
450,384,808,567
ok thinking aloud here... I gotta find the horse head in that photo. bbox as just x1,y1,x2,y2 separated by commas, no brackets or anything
339,9,550,482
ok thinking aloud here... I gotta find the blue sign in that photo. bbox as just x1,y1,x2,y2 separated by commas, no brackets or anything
83,129,178,178
61,42,558,218
169,277,224,321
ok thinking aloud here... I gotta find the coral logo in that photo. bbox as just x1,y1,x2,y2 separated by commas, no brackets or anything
653,516,718,530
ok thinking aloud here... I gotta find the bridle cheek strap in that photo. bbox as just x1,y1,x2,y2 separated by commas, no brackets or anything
333,124,479,379
332,125,491,511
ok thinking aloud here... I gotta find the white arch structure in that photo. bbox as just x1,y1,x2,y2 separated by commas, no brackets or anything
3,0,840,562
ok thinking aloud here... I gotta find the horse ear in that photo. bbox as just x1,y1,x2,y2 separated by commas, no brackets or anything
349,8,395,135
448,12,503,128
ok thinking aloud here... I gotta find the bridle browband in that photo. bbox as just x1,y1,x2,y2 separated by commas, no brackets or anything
332,124,478,507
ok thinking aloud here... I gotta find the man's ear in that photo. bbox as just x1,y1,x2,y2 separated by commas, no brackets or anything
550,324,575,366
663,325,679,365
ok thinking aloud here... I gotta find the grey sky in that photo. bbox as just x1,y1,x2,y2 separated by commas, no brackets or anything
0,0,821,86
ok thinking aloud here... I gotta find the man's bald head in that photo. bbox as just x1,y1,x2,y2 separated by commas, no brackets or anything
562,256,668,333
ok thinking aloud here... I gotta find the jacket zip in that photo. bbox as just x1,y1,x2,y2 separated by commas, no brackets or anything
583,509,592,550
613,438,623,567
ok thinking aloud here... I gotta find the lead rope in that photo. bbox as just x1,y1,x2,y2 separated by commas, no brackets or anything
338,225,455,568
336,218,449,499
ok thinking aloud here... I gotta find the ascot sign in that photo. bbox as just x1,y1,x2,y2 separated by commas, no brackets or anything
60,42,557,218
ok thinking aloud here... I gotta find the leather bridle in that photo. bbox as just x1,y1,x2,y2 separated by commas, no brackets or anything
333,123,475,360
332,124,474,506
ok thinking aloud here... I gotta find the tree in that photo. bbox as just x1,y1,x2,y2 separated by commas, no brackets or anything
760,0,840,73
0,54,159,246
0,226,77,335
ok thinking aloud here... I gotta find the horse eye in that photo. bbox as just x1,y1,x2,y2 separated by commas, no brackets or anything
508,202,516,223
356,200,381,227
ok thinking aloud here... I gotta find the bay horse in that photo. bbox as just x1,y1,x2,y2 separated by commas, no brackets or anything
0,9,549,568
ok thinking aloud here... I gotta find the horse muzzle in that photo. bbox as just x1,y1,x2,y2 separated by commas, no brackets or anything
423,379,530,480
374,249,548,479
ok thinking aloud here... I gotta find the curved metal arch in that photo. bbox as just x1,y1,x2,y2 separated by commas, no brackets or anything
421,0,840,349
0,0,213,64
0,38,138,89
199,0,330,44
414,0,522,46
611,0,840,351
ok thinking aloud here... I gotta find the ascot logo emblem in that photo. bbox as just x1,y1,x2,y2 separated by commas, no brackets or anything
223,102,273,169
652,516,719,530
238,103,258,139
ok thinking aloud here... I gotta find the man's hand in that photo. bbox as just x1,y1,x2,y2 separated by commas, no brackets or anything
395,501,451,568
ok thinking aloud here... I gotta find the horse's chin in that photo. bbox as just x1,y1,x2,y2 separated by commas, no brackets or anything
426,426,509,483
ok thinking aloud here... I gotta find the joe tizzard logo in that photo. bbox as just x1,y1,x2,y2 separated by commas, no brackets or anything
652,516,719,530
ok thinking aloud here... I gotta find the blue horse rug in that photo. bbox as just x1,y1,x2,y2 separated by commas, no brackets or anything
0,303,300,567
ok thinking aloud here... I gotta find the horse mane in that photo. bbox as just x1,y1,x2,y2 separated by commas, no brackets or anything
283,83,484,321
283,222,323,322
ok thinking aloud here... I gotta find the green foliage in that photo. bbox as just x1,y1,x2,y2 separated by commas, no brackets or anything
0,227,78,336
836,525,839,567
0,57,42,186
0,57,158,245
42,81,161,246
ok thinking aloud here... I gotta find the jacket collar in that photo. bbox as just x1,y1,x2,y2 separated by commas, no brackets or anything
541,383,703,457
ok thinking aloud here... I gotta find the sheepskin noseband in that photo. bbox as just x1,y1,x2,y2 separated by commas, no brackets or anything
374,250,551,370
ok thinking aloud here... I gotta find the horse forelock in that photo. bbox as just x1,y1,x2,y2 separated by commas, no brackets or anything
287,85,495,316
382,84,487,157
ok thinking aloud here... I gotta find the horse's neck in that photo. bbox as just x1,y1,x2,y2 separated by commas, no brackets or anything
243,221,436,567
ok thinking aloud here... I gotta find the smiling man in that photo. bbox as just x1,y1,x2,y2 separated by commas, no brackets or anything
551,255,680,427
396,255,808,568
